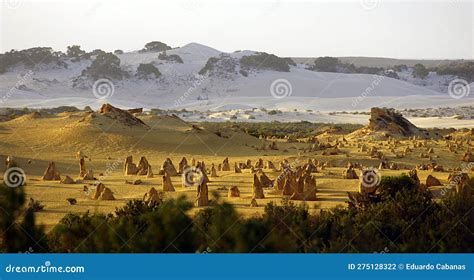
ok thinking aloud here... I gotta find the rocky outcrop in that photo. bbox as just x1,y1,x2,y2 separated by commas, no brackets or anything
79,158,87,177
343,167,358,179
60,175,75,184
159,158,178,176
89,183,114,200
98,103,149,128
162,174,175,192
179,157,188,174
228,186,240,197
461,151,474,162
210,164,218,177
282,174,297,196
448,172,470,195
302,175,317,201
146,165,154,178
222,157,231,171
349,107,436,139
426,175,442,187
250,198,258,207
99,187,115,200
137,156,151,175
143,187,161,205
82,169,95,180
234,163,242,173
124,156,139,175
368,108,423,136
257,170,273,188
252,174,265,199
196,182,209,207
266,160,277,171
42,162,61,181
254,158,264,169
409,168,420,184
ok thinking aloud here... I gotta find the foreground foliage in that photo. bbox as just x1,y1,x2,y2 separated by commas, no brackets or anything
1,175,472,253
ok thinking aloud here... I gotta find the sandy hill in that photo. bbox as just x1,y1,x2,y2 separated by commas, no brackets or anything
2,42,472,112
0,104,263,157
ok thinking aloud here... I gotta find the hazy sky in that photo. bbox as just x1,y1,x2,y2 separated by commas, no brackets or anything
1,0,473,59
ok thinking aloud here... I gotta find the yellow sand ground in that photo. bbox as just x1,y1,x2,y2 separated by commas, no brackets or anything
0,111,471,231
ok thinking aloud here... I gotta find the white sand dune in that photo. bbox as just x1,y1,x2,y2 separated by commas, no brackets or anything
1,42,473,128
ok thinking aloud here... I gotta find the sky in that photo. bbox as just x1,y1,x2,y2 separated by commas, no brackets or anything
0,0,473,59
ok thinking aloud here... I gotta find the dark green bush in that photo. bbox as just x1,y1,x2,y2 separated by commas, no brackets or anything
81,52,126,80
0,47,65,73
413,63,429,79
199,57,219,75
158,51,183,63
0,184,47,253
312,56,341,72
66,45,87,61
136,63,161,79
434,61,474,82
240,52,291,72
2,175,472,253
140,41,172,52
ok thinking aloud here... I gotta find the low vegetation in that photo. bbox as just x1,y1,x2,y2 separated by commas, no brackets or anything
412,63,429,79
0,47,65,73
198,55,237,77
198,121,363,138
433,61,474,82
80,52,127,80
1,175,472,253
310,56,384,75
158,51,184,63
240,52,292,72
139,41,172,53
136,63,162,79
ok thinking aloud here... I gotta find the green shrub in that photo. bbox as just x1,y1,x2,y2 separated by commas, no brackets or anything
48,197,194,253
434,61,474,82
66,45,87,61
0,47,65,73
0,184,47,252
413,63,429,79
199,57,219,75
140,41,172,52
158,51,183,63
136,63,161,79
82,52,126,80
312,56,341,72
240,52,291,72
3,175,471,253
